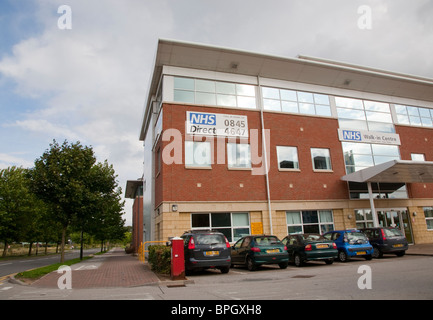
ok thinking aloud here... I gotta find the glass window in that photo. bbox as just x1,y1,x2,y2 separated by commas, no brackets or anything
424,207,433,230
236,84,255,96
280,89,297,101
174,77,194,90
237,96,256,109
297,91,314,103
277,146,299,169
355,209,374,229
286,210,334,235
191,213,250,242
196,79,215,93
185,141,212,167
395,104,433,128
262,87,280,99
174,90,194,103
196,92,216,105
311,148,332,170
335,97,364,109
263,99,281,111
411,153,425,161
227,143,251,169
217,94,237,107
216,82,236,95
314,94,330,105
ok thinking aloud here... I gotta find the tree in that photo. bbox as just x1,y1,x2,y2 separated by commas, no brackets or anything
29,140,125,262
0,167,37,257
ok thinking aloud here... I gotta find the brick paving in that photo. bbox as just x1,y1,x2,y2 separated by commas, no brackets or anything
31,248,160,289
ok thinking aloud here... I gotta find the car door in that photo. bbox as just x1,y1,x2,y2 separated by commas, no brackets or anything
285,235,298,261
231,238,245,264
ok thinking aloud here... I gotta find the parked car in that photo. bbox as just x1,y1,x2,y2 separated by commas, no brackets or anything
324,230,373,262
231,235,289,271
361,227,408,258
281,233,338,267
181,230,231,274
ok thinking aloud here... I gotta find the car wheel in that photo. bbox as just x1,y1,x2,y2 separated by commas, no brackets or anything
396,251,405,257
338,250,349,262
247,256,257,271
364,254,372,260
325,258,334,265
278,262,288,269
294,254,303,267
220,266,230,274
372,247,383,259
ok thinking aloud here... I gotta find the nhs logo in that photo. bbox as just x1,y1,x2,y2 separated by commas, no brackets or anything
189,112,216,125
342,130,362,141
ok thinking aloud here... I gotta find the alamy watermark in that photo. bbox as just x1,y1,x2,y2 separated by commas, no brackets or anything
57,265,72,289
58,5,72,30
357,265,372,290
358,5,373,30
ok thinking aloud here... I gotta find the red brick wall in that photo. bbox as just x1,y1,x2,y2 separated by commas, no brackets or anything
396,125,433,198
156,103,349,204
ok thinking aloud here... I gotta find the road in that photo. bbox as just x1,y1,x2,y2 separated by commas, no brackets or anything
1,254,432,301
0,248,100,278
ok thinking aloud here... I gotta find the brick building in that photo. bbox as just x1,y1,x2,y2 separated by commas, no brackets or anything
135,39,433,245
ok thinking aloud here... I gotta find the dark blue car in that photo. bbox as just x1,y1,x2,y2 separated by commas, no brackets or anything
324,230,373,262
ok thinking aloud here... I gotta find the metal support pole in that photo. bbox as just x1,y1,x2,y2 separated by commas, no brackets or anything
367,182,379,227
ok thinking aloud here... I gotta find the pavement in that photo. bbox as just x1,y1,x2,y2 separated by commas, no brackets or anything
8,243,433,289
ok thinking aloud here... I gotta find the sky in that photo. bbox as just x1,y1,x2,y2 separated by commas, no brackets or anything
1,0,432,226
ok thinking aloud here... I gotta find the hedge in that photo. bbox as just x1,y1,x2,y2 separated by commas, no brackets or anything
148,245,171,274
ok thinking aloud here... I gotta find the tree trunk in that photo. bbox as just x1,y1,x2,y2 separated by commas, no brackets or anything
60,226,66,263
2,241,8,258
28,242,33,256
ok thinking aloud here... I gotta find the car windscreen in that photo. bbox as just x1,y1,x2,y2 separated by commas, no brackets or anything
384,228,404,237
346,232,368,242
195,234,225,245
301,234,325,241
254,236,281,246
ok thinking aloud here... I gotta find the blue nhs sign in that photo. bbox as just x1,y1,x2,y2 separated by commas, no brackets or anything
342,130,362,141
189,112,216,125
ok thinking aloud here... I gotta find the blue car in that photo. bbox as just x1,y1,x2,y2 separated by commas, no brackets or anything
324,230,373,262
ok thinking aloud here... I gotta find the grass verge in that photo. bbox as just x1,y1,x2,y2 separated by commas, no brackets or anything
16,256,92,280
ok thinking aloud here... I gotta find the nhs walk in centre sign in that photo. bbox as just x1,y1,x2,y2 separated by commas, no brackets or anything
186,111,249,138
338,129,401,145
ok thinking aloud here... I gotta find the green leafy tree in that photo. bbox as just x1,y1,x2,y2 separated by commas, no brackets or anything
30,140,125,262
0,167,36,257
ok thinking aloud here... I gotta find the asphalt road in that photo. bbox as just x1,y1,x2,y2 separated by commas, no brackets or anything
0,248,100,278
1,253,432,301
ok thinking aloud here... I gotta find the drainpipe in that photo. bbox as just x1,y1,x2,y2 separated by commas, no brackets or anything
257,76,273,235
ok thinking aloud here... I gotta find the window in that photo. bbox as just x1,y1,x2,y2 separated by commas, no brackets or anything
173,77,256,109
411,153,425,161
424,207,433,230
355,209,374,229
286,210,334,234
342,142,400,174
191,212,250,242
336,97,395,133
227,143,251,169
395,105,433,128
185,141,212,168
311,148,332,171
276,146,299,170
262,87,331,116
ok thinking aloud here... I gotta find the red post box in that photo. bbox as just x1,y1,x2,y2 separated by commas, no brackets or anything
170,237,185,280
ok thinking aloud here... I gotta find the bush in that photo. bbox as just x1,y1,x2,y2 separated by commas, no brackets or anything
148,245,171,274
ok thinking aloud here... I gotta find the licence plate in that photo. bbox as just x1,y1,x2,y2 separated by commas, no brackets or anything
393,244,404,248
316,244,328,249
266,249,279,253
204,251,219,256
356,251,366,255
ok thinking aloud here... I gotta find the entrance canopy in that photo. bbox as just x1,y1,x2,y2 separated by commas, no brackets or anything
341,160,433,228
341,160,433,184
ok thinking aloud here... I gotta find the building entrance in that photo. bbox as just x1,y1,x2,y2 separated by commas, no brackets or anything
376,209,413,244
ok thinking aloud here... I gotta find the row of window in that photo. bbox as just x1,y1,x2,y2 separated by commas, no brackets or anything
185,141,332,171
171,76,433,129
190,210,335,242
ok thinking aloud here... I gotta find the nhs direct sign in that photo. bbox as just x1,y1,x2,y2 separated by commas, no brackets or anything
338,129,400,145
186,111,248,138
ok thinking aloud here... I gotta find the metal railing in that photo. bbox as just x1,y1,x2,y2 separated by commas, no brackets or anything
137,241,167,263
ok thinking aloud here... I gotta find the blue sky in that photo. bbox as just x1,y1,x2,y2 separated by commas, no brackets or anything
1,0,432,225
